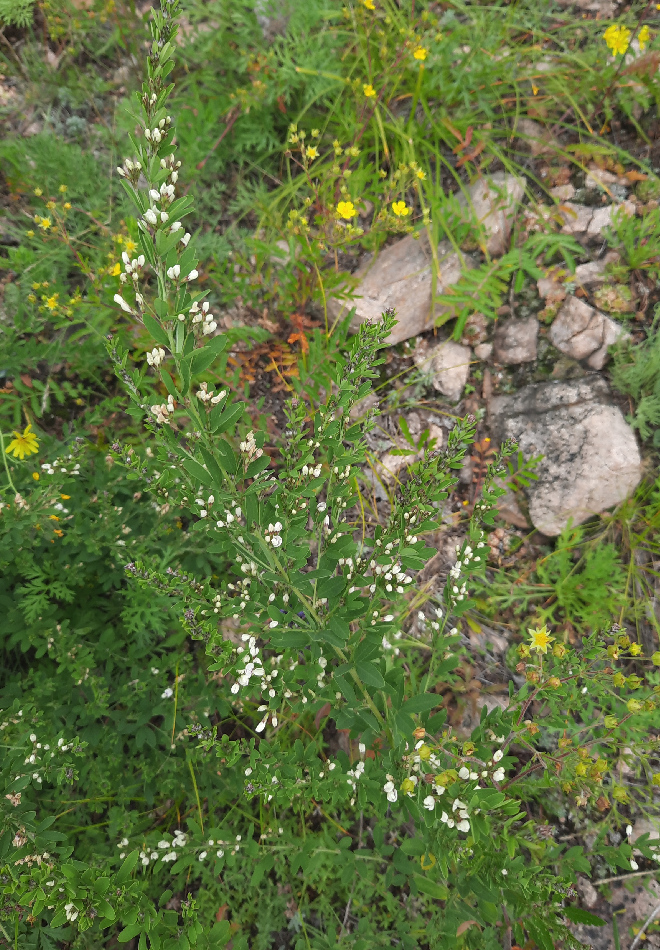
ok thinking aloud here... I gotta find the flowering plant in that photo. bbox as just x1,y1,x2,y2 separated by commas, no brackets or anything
2,3,660,948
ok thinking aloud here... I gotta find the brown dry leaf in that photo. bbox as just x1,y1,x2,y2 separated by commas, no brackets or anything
456,920,481,936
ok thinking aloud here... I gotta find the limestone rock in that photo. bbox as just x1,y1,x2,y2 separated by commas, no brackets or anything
489,376,642,536
560,201,634,238
474,342,493,361
493,316,538,364
414,339,471,402
549,296,626,370
459,172,525,256
516,118,559,158
327,235,472,345
549,184,575,201
574,251,620,288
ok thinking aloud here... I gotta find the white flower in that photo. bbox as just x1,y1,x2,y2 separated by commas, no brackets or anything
181,232,191,246
144,209,158,225
114,293,133,313
147,347,165,367
501,868,508,875
423,796,435,811
317,501,327,512
493,749,504,762
161,851,177,862
271,536,282,547
186,269,198,281
493,768,505,783
456,820,470,833
64,903,78,922
161,687,174,699
199,851,207,861
170,221,182,232
167,264,180,279
383,781,397,803
217,849,224,858
458,767,470,780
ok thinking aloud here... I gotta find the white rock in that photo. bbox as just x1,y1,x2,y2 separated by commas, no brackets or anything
474,342,493,360
458,172,526,256
559,202,595,235
414,339,472,402
587,201,635,237
516,118,559,158
574,251,620,288
549,296,626,370
490,377,642,536
493,316,538,364
327,235,472,345
550,184,575,201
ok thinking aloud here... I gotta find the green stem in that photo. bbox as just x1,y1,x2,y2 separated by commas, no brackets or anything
0,431,17,494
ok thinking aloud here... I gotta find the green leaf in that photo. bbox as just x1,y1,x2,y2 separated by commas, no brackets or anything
400,839,425,856
245,454,271,479
355,661,385,689
182,458,215,487
564,907,606,926
400,694,439,716
116,850,139,884
211,402,245,435
199,446,225,486
142,313,170,347
215,439,238,475
414,875,449,900
188,344,223,377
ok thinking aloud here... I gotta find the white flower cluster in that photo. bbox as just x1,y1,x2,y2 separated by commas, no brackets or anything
144,115,171,145
116,157,142,178
232,634,279,701
346,746,366,803
114,292,134,314
21,733,77,784
227,576,251,616
65,902,79,922
146,347,165,367
239,430,263,463
189,299,215,332
448,540,485,602
216,504,241,528
196,382,226,404
150,394,175,424
367,556,412,595
120,251,146,285
438,798,471,833
264,521,283,547
40,455,81,476
301,463,322,478
195,493,214,518
169,219,191,246
384,775,398,803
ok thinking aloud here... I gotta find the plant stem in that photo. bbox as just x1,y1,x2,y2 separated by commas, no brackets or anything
0,431,17,494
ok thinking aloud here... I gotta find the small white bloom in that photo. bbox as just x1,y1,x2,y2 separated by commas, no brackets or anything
493,768,505,783
186,269,199,281
458,767,470,780
113,293,133,313
493,749,504,762
161,687,174,699
423,795,435,811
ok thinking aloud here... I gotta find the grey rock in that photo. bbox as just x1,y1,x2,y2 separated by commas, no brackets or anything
490,376,642,536
327,235,472,345
574,251,620,288
493,316,538,364
459,172,526,256
549,184,575,201
516,118,559,158
474,342,493,361
560,200,635,237
549,296,626,370
413,339,472,402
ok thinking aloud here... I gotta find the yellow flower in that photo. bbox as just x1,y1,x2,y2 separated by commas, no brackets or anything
528,625,554,655
363,0,375,8
413,47,428,61
34,187,43,196
45,294,59,311
59,184,67,193
6,424,39,460
63,202,71,210
604,23,631,56
416,169,426,180
305,146,319,160
27,294,36,303
26,230,35,237
392,200,411,217
337,200,358,220
124,238,137,255
46,200,56,210
363,83,376,98
32,282,40,290
639,25,651,51
111,262,121,276
32,472,40,480
39,217,52,230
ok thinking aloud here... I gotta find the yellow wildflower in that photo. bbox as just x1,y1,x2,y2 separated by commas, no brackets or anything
45,294,59,311
392,200,411,217
34,187,43,196
38,217,52,230
124,238,137,255
27,230,35,237
337,200,358,220
416,169,426,180
604,24,631,56
63,202,71,210
27,294,36,303
6,424,39,460
413,47,428,61
32,472,40,480
363,83,376,98
59,184,67,193
305,146,319,160
638,25,651,51
46,200,56,210
110,262,121,276
363,0,375,8
528,625,554,655
32,282,40,290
